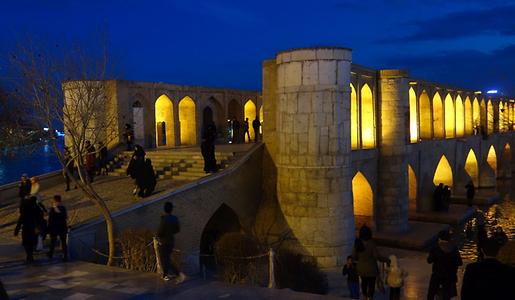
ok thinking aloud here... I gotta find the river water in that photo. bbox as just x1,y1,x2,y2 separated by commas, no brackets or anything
0,137,64,186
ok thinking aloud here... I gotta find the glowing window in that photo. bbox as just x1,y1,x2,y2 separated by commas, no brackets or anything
244,99,257,143
361,84,375,149
419,90,431,139
155,95,174,146
179,96,197,145
455,95,464,137
350,84,359,149
473,97,480,130
433,155,453,187
444,94,455,138
464,97,472,135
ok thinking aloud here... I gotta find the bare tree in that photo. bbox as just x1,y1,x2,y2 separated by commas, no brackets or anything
9,40,119,265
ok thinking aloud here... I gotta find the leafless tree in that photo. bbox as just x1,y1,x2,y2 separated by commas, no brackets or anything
9,39,118,265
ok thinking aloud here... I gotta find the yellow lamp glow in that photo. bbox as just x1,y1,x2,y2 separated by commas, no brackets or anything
409,88,418,143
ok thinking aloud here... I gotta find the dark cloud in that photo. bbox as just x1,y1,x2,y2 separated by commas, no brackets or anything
383,4,515,42
383,45,515,95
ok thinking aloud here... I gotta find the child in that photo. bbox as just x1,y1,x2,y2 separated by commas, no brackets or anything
386,254,406,300
342,255,359,299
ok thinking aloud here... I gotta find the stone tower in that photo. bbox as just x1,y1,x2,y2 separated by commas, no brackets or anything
264,47,355,268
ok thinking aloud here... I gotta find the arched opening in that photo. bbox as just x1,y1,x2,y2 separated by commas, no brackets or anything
361,84,375,148
351,84,359,149
433,92,444,138
259,105,264,134
179,96,197,145
132,100,145,146
473,97,480,131
244,99,257,143
409,87,418,143
464,97,473,135
433,155,453,187
419,90,432,139
155,95,174,147
455,95,464,137
352,171,374,229
206,97,224,133
487,145,497,176
480,100,487,131
465,149,479,187
203,106,214,127
200,204,241,270
228,99,240,120
487,100,494,135
444,94,455,138
408,164,417,212
499,102,505,132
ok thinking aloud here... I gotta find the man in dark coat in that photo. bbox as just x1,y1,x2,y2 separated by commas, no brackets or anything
127,145,146,197
47,195,68,261
14,196,39,263
426,230,463,300
142,159,157,197
433,183,444,211
201,122,218,173
232,118,240,143
156,202,185,283
461,238,515,299
252,118,261,142
242,118,250,143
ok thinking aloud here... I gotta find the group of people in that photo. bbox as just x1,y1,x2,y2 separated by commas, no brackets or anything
63,140,108,189
433,183,452,212
228,117,261,143
343,224,514,299
126,145,157,197
16,175,68,263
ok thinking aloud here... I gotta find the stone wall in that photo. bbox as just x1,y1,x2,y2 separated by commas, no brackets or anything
68,144,263,274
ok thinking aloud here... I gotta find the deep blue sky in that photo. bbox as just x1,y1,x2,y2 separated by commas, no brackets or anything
1,0,515,95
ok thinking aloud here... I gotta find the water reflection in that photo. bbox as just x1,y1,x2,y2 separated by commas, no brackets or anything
0,137,63,185
459,179,515,260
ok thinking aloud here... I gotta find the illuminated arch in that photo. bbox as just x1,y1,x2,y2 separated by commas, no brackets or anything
480,99,487,131
464,97,472,135
487,145,497,175
455,95,464,137
444,94,455,138
244,99,257,143
155,94,174,146
433,155,453,187
499,102,505,132
504,102,510,131
350,84,359,149
179,96,197,145
259,105,264,134
352,171,373,217
361,84,375,148
433,92,444,138
487,100,494,134
465,149,479,187
473,97,480,130
419,90,431,139
409,87,418,143
408,164,417,212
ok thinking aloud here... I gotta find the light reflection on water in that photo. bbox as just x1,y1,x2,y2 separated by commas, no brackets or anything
0,137,64,185
459,179,515,260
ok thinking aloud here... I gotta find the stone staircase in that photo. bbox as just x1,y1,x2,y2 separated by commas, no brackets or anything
107,149,237,181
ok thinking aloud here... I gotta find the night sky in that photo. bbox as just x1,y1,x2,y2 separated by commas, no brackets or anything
1,0,515,95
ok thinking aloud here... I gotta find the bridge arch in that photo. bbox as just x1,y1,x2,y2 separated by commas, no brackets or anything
480,99,487,131
409,87,418,142
487,100,494,134
433,92,444,139
433,155,453,187
473,97,480,130
244,99,257,142
408,164,417,212
361,84,375,148
464,149,479,187
464,96,472,135
487,145,497,176
155,94,175,147
455,95,464,137
419,90,431,139
179,96,197,145
444,94,455,138
351,83,359,149
352,171,374,228
501,143,512,178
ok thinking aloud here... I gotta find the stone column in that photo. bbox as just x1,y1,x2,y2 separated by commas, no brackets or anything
377,70,410,233
275,47,354,268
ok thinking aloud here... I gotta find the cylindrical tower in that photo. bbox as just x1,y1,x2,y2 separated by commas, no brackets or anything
275,47,354,268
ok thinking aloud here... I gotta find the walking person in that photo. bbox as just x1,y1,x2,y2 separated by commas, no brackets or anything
47,195,68,261
353,224,390,300
232,118,240,143
30,176,40,200
201,121,218,173
34,196,48,252
342,255,360,299
63,147,77,191
124,123,134,151
85,141,96,183
252,118,261,142
433,183,444,211
127,149,146,197
465,181,475,207
18,173,31,210
98,142,108,176
142,158,157,197
386,255,406,300
242,118,250,143
461,238,515,299
14,196,39,263
426,230,463,300
156,202,186,283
